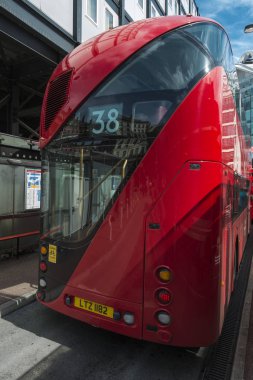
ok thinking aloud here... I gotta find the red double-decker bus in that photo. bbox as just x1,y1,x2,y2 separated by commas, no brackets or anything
38,16,250,347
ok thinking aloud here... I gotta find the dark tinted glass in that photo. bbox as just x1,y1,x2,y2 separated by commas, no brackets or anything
223,41,243,130
223,41,235,75
185,23,227,64
98,29,212,97
222,33,251,151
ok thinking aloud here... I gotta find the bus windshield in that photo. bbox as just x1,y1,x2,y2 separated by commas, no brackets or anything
41,137,147,242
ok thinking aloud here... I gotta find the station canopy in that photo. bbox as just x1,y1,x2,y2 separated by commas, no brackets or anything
0,31,56,140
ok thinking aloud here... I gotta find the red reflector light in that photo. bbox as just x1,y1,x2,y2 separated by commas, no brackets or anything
37,290,45,301
40,261,47,272
156,289,171,305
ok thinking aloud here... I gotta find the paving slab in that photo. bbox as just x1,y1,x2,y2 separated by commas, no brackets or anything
0,252,38,316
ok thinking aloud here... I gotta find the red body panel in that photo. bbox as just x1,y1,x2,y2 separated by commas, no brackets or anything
45,286,143,340
39,16,249,347
67,67,226,303
249,168,253,220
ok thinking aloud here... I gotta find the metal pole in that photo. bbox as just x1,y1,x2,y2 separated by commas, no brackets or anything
119,0,125,25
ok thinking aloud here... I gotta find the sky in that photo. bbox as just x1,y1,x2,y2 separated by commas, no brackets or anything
199,0,253,62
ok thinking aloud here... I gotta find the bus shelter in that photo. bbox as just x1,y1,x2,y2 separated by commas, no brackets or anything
0,134,41,256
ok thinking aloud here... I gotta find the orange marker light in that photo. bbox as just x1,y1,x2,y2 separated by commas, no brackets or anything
157,268,172,283
40,246,47,255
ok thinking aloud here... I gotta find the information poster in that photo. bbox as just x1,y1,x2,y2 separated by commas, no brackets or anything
25,168,41,210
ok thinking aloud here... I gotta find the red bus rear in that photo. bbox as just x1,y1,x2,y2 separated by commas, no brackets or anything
38,16,250,347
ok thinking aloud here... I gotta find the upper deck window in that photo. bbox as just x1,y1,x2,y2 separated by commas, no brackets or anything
151,5,157,17
185,23,227,65
175,1,178,14
105,9,113,30
138,0,144,9
97,25,212,99
87,0,97,24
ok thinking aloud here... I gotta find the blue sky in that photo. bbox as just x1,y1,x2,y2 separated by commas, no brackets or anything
199,1,253,62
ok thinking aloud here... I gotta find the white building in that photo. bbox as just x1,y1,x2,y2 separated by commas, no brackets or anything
82,0,199,41
0,0,199,139
26,0,200,44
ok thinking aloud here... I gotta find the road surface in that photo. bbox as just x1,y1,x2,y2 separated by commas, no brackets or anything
0,301,207,380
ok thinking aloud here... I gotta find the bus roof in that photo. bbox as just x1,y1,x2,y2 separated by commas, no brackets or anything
62,15,221,74
40,15,222,147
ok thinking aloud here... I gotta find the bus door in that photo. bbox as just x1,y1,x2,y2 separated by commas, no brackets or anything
61,174,89,237
222,170,233,319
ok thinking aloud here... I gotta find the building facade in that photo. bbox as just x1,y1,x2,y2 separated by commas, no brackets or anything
0,0,199,254
26,0,200,46
82,0,199,41
0,0,199,139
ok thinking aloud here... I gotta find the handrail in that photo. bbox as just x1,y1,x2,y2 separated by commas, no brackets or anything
0,230,40,241
0,230,40,257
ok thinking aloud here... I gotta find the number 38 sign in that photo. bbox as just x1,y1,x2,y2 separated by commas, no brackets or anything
88,103,122,135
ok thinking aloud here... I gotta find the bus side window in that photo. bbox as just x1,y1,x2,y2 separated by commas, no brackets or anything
233,174,240,217
239,178,249,212
233,175,248,217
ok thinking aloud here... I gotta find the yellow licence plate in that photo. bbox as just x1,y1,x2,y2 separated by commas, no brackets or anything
74,296,114,319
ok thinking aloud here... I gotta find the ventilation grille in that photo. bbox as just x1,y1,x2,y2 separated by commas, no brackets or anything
44,69,72,130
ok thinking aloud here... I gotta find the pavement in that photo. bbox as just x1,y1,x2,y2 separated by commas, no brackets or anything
0,252,38,317
232,255,253,380
0,250,253,379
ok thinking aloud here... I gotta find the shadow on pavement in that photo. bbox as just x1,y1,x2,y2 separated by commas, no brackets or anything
4,302,207,380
